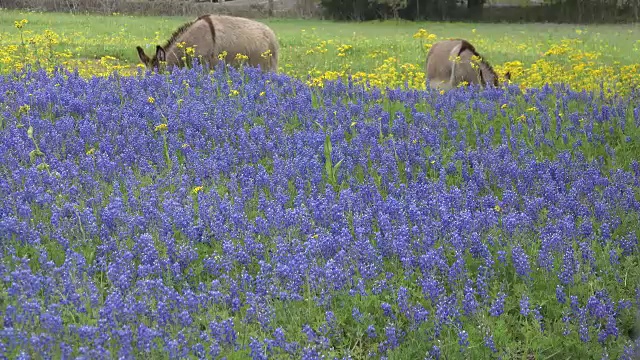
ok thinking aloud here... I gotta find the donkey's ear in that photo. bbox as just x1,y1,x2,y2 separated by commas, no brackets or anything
136,46,150,64
155,45,166,62
505,71,511,81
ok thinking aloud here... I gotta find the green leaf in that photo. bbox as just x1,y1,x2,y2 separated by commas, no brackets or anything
324,134,333,182
325,158,333,182
36,162,50,171
27,125,33,139
334,159,344,174
29,149,37,163
325,133,332,156
29,149,44,163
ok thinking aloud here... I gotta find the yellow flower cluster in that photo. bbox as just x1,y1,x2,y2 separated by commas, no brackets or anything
1,22,135,77
14,19,28,29
412,28,437,41
337,44,353,57
304,57,426,91
306,40,331,55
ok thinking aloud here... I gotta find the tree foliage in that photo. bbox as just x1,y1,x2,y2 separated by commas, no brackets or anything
319,0,639,22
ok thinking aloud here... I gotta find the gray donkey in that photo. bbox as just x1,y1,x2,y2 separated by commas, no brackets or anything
425,38,510,91
136,14,279,73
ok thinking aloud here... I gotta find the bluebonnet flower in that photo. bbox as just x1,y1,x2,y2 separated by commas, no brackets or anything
249,337,268,360
427,345,441,360
367,325,377,339
476,266,490,302
511,245,531,280
490,292,507,317
532,306,544,332
597,314,618,344
559,246,577,285
619,340,640,360
484,333,498,353
520,295,531,316
381,302,396,320
560,310,572,336
39,309,63,334
497,250,507,266
382,325,402,352
352,307,363,323
458,329,469,351
618,232,638,256
462,279,478,316
578,307,590,342
556,285,566,304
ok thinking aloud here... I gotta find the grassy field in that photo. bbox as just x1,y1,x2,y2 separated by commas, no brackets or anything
0,8,639,360
1,9,640,93
1,9,638,64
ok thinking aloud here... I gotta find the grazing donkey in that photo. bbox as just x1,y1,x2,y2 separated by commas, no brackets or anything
425,38,510,91
136,14,279,73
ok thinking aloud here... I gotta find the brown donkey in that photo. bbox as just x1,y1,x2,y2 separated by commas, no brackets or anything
425,38,510,91
136,14,279,73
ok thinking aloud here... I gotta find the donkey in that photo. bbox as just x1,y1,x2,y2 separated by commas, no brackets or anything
425,38,510,91
136,14,279,73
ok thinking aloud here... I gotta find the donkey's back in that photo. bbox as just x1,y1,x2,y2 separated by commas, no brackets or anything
207,15,279,72
425,38,506,91
425,39,481,91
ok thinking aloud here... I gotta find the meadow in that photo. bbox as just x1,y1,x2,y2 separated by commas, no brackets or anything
1,9,640,93
0,8,640,360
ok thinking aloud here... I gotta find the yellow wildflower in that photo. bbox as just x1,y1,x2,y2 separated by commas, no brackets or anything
18,105,30,114
14,19,28,29
234,53,249,62
185,46,196,57
261,49,272,59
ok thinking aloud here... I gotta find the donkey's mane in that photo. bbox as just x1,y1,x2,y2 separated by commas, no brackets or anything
456,39,499,83
162,19,197,50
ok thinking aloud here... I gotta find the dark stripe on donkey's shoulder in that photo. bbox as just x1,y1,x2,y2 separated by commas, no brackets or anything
457,39,481,58
197,15,216,45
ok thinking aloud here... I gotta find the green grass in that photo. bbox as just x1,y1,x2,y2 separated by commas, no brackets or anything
1,8,639,74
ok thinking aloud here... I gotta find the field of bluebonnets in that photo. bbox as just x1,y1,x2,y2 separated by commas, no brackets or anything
1,9,640,360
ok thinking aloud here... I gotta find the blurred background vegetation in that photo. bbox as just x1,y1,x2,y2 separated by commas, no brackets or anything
1,0,638,24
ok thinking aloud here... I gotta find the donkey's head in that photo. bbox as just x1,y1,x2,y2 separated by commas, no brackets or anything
136,45,166,71
479,63,512,87
477,61,499,87
479,65,512,88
